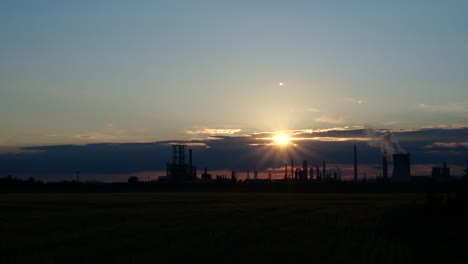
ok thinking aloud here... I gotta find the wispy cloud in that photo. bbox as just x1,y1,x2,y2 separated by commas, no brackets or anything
314,115,343,124
72,132,146,143
417,103,468,113
165,142,210,148
186,128,242,135
425,142,468,149
421,123,468,129
291,126,364,135
344,98,364,104
251,127,364,138
0,146,45,154
305,108,320,113
381,120,402,126
72,124,150,143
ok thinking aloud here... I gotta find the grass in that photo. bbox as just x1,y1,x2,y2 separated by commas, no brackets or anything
0,193,466,263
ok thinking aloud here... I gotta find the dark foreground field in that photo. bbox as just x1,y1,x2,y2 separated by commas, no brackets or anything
1,193,467,263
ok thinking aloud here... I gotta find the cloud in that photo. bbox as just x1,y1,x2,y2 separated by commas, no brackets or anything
2,126,468,180
72,131,146,143
254,128,372,142
69,123,152,143
417,103,468,113
295,137,371,142
344,98,364,104
0,146,45,154
421,123,468,129
314,115,343,124
186,128,242,135
381,120,402,126
291,126,364,135
165,142,210,148
305,108,320,113
425,142,468,149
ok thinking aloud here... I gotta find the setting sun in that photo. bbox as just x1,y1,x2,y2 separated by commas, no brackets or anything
274,135,290,146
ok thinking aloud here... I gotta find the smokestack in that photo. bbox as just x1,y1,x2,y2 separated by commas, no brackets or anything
442,162,450,178
310,168,314,180
179,145,184,165
302,160,308,180
322,161,326,180
189,149,193,178
291,159,294,179
189,149,192,167
316,165,320,180
284,164,288,179
382,149,388,180
172,145,177,165
354,145,358,182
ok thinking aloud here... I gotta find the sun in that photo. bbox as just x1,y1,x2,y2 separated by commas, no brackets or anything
274,135,290,146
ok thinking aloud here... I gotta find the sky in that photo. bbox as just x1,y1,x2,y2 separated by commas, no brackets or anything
1,1,467,180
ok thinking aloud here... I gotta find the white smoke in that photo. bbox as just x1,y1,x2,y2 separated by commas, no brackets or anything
380,131,406,155
365,129,406,156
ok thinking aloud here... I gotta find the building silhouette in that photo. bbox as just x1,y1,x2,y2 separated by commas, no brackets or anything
432,162,451,181
392,153,411,182
166,145,197,181
382,150,388,181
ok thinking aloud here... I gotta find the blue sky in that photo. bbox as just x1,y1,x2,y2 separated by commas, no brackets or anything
0,0,468,146
1,0,468,148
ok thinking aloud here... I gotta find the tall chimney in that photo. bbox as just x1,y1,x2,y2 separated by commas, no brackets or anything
284,164,288,179
322,161,326,180
172,145,177,165
354,145,358,182
189,149,193,178
382,149,388,180
302,160,308,180
291,159,294,179
189,149,192,166
178,145,184,165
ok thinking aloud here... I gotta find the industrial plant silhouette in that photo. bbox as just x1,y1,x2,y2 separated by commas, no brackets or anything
1,141,467,193
158,143,460,184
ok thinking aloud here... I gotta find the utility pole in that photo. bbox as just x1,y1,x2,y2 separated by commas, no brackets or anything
354,145,358,182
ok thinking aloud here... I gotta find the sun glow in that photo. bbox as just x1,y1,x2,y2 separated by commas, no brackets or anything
274,135,290,146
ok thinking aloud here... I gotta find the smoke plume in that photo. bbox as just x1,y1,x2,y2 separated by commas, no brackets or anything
366,129,406,156
380,131,406,155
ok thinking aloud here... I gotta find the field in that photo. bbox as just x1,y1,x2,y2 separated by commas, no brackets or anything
0,193,466,263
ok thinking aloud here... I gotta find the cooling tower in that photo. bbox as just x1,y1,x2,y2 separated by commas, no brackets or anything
392,153,411,182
